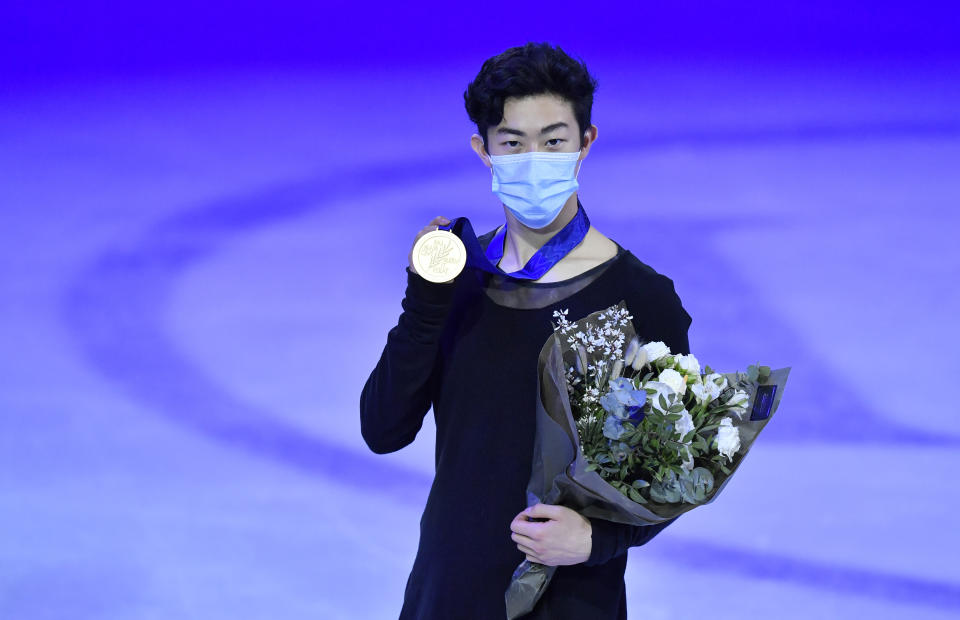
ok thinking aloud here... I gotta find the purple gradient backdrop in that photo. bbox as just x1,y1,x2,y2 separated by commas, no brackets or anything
4,1,960,80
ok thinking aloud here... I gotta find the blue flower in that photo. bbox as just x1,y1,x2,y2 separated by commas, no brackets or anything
603,414,627,440
599,392,625,418
610,440,631,463
601,378,647,423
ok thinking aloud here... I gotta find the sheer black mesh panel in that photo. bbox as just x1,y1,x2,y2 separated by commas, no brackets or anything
474,230,625,310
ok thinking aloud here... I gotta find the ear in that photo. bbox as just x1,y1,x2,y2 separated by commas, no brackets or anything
579,124,598,160
470,134,492,168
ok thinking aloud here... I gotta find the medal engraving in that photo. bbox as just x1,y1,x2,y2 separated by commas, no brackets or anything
412,229,466,283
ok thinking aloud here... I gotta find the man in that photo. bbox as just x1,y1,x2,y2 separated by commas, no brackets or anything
361,42,691,619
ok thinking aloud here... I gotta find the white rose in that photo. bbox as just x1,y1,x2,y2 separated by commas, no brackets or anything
716,417,741,461
641,341,671,363
676,353,700,376
674,408,695,439
644,381,676,413
658,368,687,397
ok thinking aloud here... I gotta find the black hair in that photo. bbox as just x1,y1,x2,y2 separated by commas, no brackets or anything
464,42,598,150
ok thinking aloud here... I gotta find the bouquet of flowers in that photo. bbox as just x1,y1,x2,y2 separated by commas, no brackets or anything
505,301,790,619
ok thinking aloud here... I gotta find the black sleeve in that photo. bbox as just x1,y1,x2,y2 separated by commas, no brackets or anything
583,516,679,566
584,272,692,565
359,268,455,454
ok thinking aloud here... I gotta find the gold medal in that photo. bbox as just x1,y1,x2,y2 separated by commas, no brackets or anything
412,229,467,283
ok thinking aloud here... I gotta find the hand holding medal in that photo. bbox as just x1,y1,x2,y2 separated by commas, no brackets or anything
409,216,467,283
408,203,592,284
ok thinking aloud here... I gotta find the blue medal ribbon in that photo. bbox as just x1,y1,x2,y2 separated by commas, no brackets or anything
440,201,591,281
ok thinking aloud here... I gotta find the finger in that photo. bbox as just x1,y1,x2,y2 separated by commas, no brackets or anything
524,503,564,520
516,542,540,558
413,226,437,243
415,217,449,239
511,531,537,547
510,519,543,540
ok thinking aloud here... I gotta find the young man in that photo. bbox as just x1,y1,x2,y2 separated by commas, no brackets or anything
361,42,691,619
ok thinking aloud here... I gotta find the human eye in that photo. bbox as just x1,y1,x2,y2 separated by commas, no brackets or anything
501,140,521,149
545,138,565,148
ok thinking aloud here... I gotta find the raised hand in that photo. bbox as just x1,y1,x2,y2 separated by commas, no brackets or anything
408,216,451,276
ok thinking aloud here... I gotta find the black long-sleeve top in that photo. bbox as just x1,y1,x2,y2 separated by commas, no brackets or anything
361,238,692,620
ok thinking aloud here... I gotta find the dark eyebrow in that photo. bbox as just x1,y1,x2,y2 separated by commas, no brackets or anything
539,122,568,134
495,122,570,138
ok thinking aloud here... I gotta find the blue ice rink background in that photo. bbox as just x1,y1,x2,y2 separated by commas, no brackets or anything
2,2,959,618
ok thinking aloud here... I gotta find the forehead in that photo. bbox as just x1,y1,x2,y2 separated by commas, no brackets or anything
498,93,576,129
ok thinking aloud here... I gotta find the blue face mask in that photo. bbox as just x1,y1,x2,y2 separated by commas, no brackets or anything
489,150,582,229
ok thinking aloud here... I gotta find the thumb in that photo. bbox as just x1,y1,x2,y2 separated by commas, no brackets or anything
524,503,558,520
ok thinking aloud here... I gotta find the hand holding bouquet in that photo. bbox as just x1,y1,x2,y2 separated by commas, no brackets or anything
505,302,790,619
